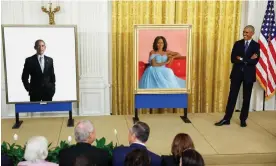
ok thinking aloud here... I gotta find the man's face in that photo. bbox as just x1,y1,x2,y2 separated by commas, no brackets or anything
243,28,254,40
35,41,46,55
128,129,135,145
88,129,96,144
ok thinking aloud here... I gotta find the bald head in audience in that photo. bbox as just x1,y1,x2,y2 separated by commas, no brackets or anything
74,120,96,144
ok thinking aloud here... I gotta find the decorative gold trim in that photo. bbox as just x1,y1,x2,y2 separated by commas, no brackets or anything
133,24,193,94
1,24,79,104
41,2,60,25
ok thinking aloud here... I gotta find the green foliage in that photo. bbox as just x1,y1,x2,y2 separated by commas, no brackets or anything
46,140,71,163
1,142,25,166
2,137,118,165
95,137,117,159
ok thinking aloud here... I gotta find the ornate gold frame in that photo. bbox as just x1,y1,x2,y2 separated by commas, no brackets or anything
1,24,79,104
133,24,192,94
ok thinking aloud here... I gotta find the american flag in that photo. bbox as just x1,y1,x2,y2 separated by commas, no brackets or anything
256,0,276,99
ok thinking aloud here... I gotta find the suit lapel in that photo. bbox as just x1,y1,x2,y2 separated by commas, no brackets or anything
44,56,49,73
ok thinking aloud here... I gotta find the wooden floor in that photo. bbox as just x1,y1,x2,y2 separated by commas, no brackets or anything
2,111,276,165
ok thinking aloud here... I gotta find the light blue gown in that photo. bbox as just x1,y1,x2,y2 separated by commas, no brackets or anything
139,54,186,89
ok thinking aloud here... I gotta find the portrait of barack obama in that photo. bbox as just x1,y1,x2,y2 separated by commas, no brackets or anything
21,39,56,102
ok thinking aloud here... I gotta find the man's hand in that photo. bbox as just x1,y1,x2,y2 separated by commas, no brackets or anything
251,54,258,59
236,56,241,60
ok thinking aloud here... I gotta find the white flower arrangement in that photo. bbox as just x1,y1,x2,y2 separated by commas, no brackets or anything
68,136,72,144
13,134,18,141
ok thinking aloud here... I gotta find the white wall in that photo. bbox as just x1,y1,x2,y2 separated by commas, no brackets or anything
1,0,112,118
237,0,276,112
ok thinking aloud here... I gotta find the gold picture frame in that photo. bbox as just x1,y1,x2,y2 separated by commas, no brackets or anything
134,24,192,94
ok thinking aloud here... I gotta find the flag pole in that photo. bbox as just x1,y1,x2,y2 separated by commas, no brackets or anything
263,91,265,111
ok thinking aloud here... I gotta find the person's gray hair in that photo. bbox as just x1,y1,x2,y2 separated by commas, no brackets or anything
24,136,48,162
130,121,150,143
74,120,94,143
245,25,255,33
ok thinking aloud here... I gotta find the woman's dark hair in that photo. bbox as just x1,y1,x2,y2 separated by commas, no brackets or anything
152,36,167,51
124,148,151,166
171,133,195,164
181,149,205,166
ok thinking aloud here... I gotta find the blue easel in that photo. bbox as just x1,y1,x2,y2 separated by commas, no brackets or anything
12,102,74,129
133,94,191,124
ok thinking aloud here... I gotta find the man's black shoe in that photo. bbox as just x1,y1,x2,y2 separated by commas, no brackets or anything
214,119,230,126
240,121,247,127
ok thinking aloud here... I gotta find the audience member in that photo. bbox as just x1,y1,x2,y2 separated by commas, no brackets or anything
58,120,109,166
73,154,96,166
18,136,58,166
161,133,195,166
124,148,151,166
180,149,204,166
112,121,161,166
2,154,14,166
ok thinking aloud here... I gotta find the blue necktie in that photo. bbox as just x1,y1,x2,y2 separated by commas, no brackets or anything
244,41,249,53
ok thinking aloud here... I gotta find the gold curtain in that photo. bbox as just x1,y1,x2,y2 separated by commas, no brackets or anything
112,1,241,115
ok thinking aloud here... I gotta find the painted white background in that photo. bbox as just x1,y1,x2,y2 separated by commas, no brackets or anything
3,26,77,102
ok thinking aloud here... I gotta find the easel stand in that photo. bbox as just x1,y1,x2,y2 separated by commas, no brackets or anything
12,102,74,129
133,94,191,124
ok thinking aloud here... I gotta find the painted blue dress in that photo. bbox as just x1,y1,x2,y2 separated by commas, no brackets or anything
139,54,186,89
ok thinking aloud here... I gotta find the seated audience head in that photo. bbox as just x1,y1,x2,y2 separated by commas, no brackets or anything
180,149,204,166
128,121,150,145
124,148,151,166
172,133,195,162
23,136,49,162
75,120,95,144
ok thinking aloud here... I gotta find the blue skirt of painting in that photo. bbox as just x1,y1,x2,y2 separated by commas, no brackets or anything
139,54,186,89
135,94,188,109
15,102,72,113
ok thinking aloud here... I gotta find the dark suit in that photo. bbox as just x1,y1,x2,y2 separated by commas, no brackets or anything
161,155,178,166
112,143,161,166
21,54,55,102
224,39,260,121
58,142,110,166
1,155,14,166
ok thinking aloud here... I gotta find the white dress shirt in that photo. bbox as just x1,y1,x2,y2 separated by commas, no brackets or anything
245,38,252,45
132,141,146,147
37,54,45,72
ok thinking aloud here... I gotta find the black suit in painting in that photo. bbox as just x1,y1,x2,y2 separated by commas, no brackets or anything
223,39,260,122
21,54,56,102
